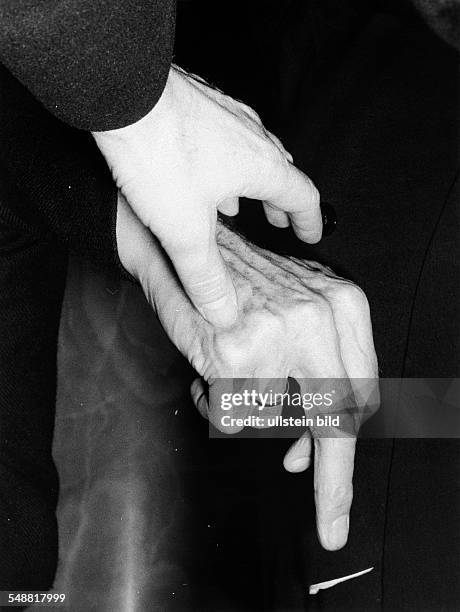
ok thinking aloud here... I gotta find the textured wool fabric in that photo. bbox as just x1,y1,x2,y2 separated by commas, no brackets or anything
0,64,123,274
0,0,176,130
0,213,67,592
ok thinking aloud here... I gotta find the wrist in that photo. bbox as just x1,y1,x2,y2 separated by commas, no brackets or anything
91,66,182,202
92,65,179,140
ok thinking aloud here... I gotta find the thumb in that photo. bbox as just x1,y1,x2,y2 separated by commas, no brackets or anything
163,228,238,328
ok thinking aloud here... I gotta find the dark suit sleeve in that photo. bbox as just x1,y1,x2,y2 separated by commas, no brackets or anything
0,0,176,131
0,64,124,274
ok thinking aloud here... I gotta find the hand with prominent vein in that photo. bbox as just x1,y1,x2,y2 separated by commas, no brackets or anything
117,194,379,551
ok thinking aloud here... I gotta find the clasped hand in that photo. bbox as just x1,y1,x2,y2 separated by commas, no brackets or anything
94,64,321,328
117,196,379,552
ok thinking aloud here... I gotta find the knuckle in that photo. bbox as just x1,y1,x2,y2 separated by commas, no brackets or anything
262,140,286,168
269,152,295,191
251,146,289,196
308,180,320,208
293,171,320,209
213,310,283,372
330,281,369,312
214,330,249,371
315,484,353,512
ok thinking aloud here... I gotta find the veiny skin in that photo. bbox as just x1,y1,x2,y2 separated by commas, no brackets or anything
117,194,379,552
93,64,321,328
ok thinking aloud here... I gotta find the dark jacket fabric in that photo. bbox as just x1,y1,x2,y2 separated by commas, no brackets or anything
0,66,120,272
0,0,176,130
0,0,177,269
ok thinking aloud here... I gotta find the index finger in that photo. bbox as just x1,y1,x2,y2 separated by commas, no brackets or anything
243,157,322,244
314,436,356,551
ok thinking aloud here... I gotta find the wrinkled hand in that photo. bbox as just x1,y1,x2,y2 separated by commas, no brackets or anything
117,194,378,552
94,64,321,328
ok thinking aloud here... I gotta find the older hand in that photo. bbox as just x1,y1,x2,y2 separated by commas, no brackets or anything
94,64,321,328
117,194,378,552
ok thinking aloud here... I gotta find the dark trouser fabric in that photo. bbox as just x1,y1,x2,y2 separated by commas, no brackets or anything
174,1,460,610
0,183,67,592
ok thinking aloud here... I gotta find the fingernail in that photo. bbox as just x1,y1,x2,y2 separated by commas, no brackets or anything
201,294,238,327
328,515,349,549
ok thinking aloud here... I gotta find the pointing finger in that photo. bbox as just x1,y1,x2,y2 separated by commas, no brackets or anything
314,436,356,551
